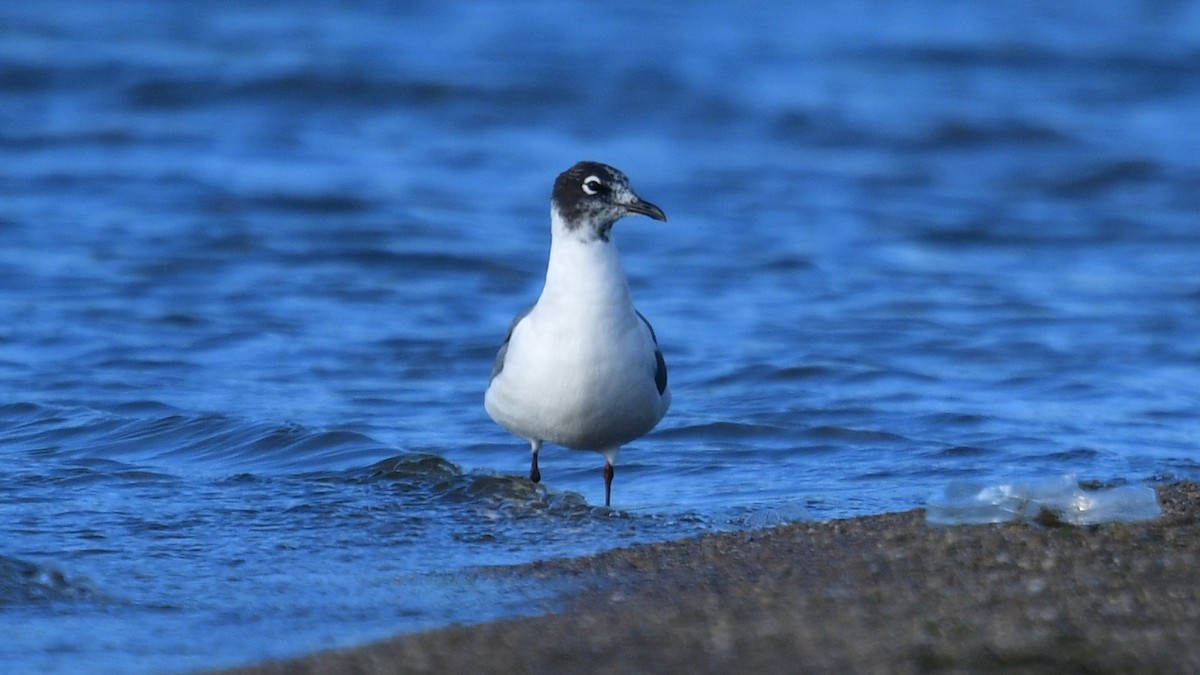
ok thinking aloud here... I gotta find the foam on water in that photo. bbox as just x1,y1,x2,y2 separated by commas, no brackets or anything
925,475,1163,526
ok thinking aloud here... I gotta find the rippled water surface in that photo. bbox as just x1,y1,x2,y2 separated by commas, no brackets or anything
3,1,1200,672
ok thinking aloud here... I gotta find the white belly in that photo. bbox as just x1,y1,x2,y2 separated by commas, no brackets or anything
485,305,669,450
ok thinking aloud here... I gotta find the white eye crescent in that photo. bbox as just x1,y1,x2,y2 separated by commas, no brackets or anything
582,175,602,195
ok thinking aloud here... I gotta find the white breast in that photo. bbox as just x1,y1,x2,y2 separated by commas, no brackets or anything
484,209,670,450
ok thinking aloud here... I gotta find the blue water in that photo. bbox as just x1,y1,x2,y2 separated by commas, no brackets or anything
3,1,1200,672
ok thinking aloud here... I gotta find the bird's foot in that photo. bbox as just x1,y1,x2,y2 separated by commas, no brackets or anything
603,462,614,507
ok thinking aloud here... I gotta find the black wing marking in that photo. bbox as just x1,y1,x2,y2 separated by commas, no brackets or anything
490,305,533,381
653,349,668,396
636,310,668,396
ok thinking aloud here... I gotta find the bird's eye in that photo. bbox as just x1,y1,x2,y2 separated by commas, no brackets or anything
582,176,604,196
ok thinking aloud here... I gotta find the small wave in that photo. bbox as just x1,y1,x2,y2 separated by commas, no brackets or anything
932,445,992,458
918,412,994,427
802,425,908,443
915,118,1067,150
1,404,617,522
279,248,504,275
702,363,838,386
0,401,53,420
0,404,394,473
121,70,559,114
355,453,463,482
236,191,377,215
0,128,139,150
653,421,788,441
344,455,599,520
1044,446,1101,462
1042,158,1161,198
0,555,101,606
843,367,938,385
0,61,56,93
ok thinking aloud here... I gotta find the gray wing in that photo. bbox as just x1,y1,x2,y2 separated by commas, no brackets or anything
490,305,533,381
636,310,668,396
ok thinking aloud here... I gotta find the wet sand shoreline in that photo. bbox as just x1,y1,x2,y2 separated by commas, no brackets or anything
219,482,1200,674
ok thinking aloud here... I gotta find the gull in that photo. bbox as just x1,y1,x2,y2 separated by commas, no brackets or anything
485,161,670,507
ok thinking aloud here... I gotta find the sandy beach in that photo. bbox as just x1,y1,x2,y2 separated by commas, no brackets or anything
220,482,1199,674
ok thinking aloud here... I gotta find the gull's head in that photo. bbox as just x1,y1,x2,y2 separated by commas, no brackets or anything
551,161,667,242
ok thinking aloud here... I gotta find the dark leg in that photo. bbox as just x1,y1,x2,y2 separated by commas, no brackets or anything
603,461,614,507
529,440,541,483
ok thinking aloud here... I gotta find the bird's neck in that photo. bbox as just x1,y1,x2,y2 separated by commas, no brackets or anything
540,207,632,310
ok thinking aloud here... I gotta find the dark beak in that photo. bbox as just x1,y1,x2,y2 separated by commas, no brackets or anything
625,196,668,222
